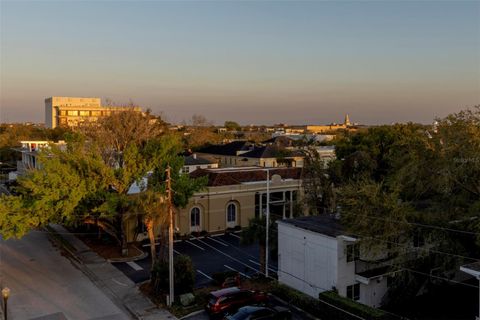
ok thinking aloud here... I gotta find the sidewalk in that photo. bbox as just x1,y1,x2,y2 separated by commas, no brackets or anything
47,224,176,320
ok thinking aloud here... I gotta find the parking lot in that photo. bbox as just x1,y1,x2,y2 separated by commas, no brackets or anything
112,232,278,288
111,233,314,319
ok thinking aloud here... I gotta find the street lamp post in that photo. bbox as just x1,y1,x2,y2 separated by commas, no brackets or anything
265,169,270,278
2,287,10,320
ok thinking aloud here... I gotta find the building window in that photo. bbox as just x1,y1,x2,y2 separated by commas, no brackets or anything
91,111,101,116
190,207,201,229
182,166,190,174
346,243,360,262
347,283,360,301
255,193,260,218
67,110,78,116
60,110,67,116
79,110,90,116
226,203,237,226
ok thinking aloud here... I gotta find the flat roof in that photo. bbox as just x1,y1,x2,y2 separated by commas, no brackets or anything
278,215,344,238
190,167,302,187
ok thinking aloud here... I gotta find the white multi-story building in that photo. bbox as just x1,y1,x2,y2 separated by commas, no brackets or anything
181,153,218,174
277,215,393,308
10,140,66,180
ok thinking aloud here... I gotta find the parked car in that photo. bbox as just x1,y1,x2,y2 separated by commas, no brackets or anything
206,287,268,318
224,306,292,320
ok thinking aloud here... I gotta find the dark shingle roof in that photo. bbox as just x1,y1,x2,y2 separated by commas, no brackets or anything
184,154,216,166
241,146,297,159
197,141,252,156
278,215,343,238
190,167,302,186
262,136,295,147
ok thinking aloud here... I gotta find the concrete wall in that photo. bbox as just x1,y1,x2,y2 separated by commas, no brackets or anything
277,222,338,298
45,98,54,128
359,278,388,308
176,179,302,235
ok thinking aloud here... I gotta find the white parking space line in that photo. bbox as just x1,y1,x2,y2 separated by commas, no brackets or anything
197,239,259,274
208,237,229,247
248,259,278,272
126,261,143,271
224,265,251,279
229,233,241,239
211,233,224,237
197,269,213,280
186,240,206,251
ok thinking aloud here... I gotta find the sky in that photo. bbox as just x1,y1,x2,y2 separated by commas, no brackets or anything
0,0,479,125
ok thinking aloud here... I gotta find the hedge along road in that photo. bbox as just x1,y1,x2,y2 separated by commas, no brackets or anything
112,232,278,288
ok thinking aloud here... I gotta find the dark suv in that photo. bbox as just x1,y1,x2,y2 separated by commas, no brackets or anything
206,287,268,318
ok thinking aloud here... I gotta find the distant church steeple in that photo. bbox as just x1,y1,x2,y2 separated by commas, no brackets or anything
344,114,351,126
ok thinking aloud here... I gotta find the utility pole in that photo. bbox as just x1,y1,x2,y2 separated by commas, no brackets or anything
265,169,270,278
166,166,174,306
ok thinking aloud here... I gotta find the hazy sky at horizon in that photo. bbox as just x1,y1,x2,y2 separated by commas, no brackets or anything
1,1,479,125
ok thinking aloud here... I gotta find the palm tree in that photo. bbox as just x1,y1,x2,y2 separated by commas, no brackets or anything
135,190,169,268
241,216,270,275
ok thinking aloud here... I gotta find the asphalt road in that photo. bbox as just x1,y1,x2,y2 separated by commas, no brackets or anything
0,230,131,320
113,233,278,288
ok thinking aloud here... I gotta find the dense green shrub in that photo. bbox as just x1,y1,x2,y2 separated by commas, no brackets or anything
151,255,195,295
319,291,385,319
271,283,404,320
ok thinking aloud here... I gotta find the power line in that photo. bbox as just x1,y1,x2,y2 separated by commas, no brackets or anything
244,219,480,290
345,212,480,237
285,218,480,263
187,235,369,320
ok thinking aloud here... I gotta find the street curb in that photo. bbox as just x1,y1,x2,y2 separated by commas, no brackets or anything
179,309,204,319
44,225,177,320
44,226,138,319
108,251,148,263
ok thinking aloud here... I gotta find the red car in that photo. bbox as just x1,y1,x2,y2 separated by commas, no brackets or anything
206,287,268,318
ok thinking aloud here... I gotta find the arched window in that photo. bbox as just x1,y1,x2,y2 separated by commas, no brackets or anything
226,202,237,227
190,207,201,231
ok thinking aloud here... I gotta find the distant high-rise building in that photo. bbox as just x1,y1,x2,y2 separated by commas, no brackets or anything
344,114,351,126
45,96,141,128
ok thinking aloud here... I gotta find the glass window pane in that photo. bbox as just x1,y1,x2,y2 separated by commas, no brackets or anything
191,207,200,227
227,203,236,222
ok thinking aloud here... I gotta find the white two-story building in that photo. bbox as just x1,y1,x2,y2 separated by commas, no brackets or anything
277,215,394,308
